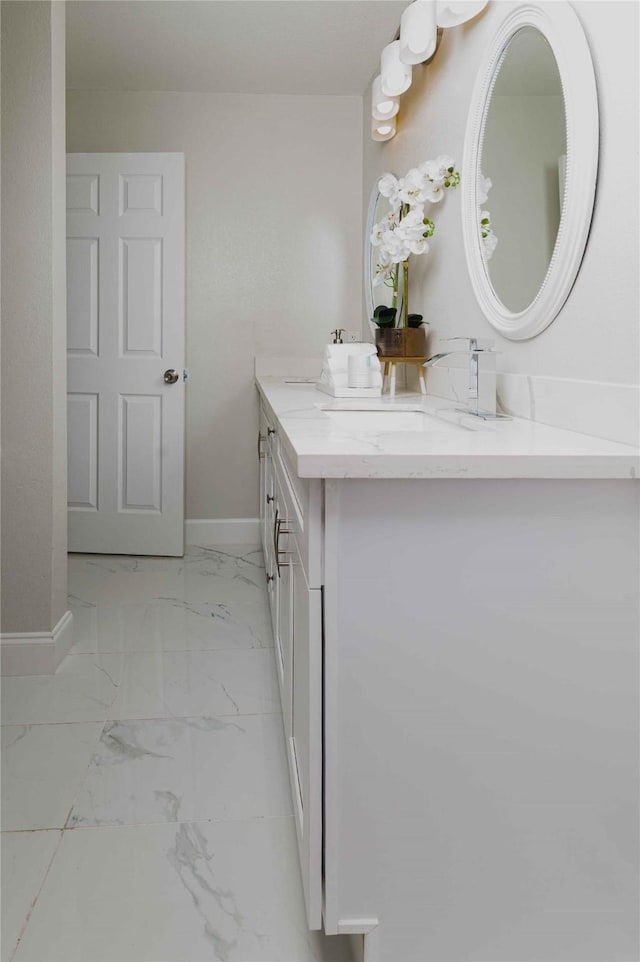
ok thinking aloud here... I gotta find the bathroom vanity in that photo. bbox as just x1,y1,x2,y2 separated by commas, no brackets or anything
251,1,640,957
256,376,639,962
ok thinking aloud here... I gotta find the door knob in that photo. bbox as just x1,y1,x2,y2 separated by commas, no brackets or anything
163,369,180,384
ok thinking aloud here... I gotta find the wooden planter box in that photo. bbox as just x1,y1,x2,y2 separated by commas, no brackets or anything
375,326,427,357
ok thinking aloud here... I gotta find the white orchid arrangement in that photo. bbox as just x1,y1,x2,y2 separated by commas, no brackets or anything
478,172,498,261
370,156,460,328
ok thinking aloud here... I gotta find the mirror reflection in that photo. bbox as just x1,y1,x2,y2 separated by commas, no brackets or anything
479,26,566,313
369,190,404,325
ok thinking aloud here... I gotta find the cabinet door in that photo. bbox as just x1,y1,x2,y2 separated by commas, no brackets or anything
273,468,293,737
264,533,278,651
272,452,322,930
258,405,275,558
259,405,278,645
258,407,267,554
289,557,323,930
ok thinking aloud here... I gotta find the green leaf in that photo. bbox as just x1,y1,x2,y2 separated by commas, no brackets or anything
373,305,397,327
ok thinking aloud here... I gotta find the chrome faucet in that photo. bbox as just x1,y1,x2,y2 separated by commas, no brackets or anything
423,337,510,420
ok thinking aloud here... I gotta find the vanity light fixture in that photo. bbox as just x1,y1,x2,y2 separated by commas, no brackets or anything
371,75,400,121
380,40,412,96
400,0,437,65
371,0,488,140
436,0,488,28
371,116,397,142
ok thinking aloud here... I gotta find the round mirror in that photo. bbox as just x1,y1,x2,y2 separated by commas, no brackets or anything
364,185,404,332
480,27,565,313
462,4,598,340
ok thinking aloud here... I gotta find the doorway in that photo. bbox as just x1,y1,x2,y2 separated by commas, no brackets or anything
67,152,185,556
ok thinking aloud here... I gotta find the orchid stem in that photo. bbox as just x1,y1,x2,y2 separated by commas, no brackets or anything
401,260,409,328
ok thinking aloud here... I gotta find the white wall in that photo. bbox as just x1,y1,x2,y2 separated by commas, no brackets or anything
67,91,363,520
363,1,639,440
1,0,68,635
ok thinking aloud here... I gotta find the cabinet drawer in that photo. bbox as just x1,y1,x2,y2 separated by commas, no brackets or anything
258,406,275,544
259,397,322,588
276,448,322,589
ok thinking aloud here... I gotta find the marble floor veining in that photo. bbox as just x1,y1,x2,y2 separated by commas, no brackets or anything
1,545,354,962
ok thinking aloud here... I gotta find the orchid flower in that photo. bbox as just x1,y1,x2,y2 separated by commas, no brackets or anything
372,156,460,326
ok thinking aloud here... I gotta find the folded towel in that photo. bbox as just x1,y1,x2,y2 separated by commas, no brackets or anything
324,342,378,373
325,343,377,357
319,367,383,389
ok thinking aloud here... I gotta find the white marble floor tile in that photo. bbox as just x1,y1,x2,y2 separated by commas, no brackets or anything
1,829,62,962
14,818,354,962
68,546,266,609
69,544,263,577
68,566,179,609
174,545,266,592
1,654,124,726
1,723,104,831
68,714,292,827
155,565,268,606
109,648,280,721
3,549,349,962
71,594,273,655
154,574,271,610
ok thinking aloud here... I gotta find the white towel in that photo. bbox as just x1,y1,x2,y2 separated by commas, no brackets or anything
324,343,378,374
319,367,383,390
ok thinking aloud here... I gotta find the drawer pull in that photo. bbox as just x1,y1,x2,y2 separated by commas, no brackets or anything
274,509,292,577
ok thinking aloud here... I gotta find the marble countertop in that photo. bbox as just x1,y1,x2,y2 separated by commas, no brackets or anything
256,376,640,480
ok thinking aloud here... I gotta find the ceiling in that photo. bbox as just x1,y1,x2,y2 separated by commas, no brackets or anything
66,1,407,96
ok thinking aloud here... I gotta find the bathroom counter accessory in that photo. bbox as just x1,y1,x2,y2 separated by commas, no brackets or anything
256,375,640,481
317,342,382,397
379,355,428,397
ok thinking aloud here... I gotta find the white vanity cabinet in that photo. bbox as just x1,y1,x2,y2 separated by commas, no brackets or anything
258,401,324,930
257,381,640,962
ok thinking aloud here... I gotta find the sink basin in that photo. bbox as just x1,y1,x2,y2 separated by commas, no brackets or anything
320,407,447,434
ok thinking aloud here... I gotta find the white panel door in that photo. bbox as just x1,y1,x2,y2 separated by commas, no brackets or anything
67,153,185,555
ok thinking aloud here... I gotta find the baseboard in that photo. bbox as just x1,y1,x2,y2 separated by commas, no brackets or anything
185,518,260,546
1,610,74,676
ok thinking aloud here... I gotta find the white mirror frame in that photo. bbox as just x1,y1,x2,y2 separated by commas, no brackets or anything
461,2,599,340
